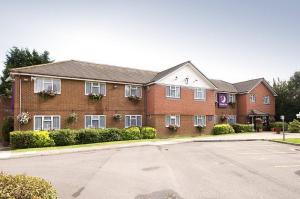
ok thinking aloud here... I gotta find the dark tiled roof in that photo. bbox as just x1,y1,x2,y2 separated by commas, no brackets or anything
11,60,158,84
233,78,264,93
249,109,268,115
210,79,237,93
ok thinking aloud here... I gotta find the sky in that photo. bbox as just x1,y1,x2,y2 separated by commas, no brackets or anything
0,0,299,83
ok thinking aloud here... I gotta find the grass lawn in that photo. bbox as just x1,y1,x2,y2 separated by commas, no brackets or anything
273,138,300,145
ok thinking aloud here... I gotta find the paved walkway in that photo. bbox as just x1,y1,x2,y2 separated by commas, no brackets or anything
1,132,299,160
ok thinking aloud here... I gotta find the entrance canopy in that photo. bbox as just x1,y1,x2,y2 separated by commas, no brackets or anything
248,109,269,117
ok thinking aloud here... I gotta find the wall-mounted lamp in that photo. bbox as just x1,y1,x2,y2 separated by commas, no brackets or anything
185,77,189,84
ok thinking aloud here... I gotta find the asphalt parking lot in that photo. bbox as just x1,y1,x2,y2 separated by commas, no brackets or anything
1,141,300,199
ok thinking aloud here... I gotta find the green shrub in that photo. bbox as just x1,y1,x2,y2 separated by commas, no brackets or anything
75,128,102,144
0,172,57,199
121,127,142,140
10,131,55,149
270,122,288,131
99,128,122,142
1,117,14,143
288,119,300,133
141,127,157,139
231,124,253,133
212,124,235,135
49,129,76,146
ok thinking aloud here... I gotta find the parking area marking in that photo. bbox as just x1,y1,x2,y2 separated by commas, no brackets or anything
274,165,300,168
239,152,297,155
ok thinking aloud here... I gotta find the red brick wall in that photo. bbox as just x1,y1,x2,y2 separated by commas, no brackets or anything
237,82,275,123
13,76,146,131
146,84,216,136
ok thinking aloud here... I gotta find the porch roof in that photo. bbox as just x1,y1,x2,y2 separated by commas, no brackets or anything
248,109,269,116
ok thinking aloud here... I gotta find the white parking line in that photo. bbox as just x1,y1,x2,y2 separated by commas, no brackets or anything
274,165,300,168
239,152,296,155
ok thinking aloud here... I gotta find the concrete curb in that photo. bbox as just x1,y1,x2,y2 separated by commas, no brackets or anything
268,139,300,146
1,137,299,160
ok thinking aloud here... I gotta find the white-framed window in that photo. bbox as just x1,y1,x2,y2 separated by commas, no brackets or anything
85,82,106,95
34,78,61,94
227,115,237,124
125,85,142,98
250,94,256,103
34,115,60,131
228,94,236,103
194,115,206,126
85,115,106,128
125,115,142,128
263,96,270,104
166,85,180,98
194,88,206,100
165,115,180,127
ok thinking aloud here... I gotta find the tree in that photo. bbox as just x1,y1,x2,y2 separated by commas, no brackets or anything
0,47,53,96
273,71,300,122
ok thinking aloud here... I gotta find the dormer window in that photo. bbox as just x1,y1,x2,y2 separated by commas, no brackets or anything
34,78,61,94
125,85,142,98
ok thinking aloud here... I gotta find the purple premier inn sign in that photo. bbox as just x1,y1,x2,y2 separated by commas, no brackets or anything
218,93,228,108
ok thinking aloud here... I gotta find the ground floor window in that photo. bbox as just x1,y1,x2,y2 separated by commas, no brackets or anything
85,115,106,128
165,115,180,127
194,115,206,126
125,115,142,128
227,115,237,124
34,115,60,130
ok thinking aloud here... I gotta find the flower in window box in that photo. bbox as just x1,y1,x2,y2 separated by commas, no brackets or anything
38,89,56,99
88,93,104,101
168,124,179,132
113,114,122,121
67,112,78,124
128,95,142,103
196,125,206,132
17,112,31,125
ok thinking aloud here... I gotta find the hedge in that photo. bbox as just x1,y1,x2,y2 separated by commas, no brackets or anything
0,172,57,199
49,129,76,146
212,124,235,135
288,119,300,133
10,131,55,149
270,122,288,131
231,124,253,133
10,127,157,149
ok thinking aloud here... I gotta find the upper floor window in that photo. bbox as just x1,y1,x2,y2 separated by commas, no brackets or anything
85,82,106,95
227,115,237,124
194,115,206,126
250,94,256,103
34,115,60,131
125,115,142,128
34,78,61,94
165,115,180,127
85,115,106,128
194,88,206,100
228,94,236,103
263,96,270,104
166,85,180,98
125,85,142,98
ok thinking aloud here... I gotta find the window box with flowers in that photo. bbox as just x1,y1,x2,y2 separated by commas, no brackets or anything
128,95,142,103
88,93,104,101
38,90,57,99
17,112,31,125
67,112,78,124
113,114,122,121
168,124,179,132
